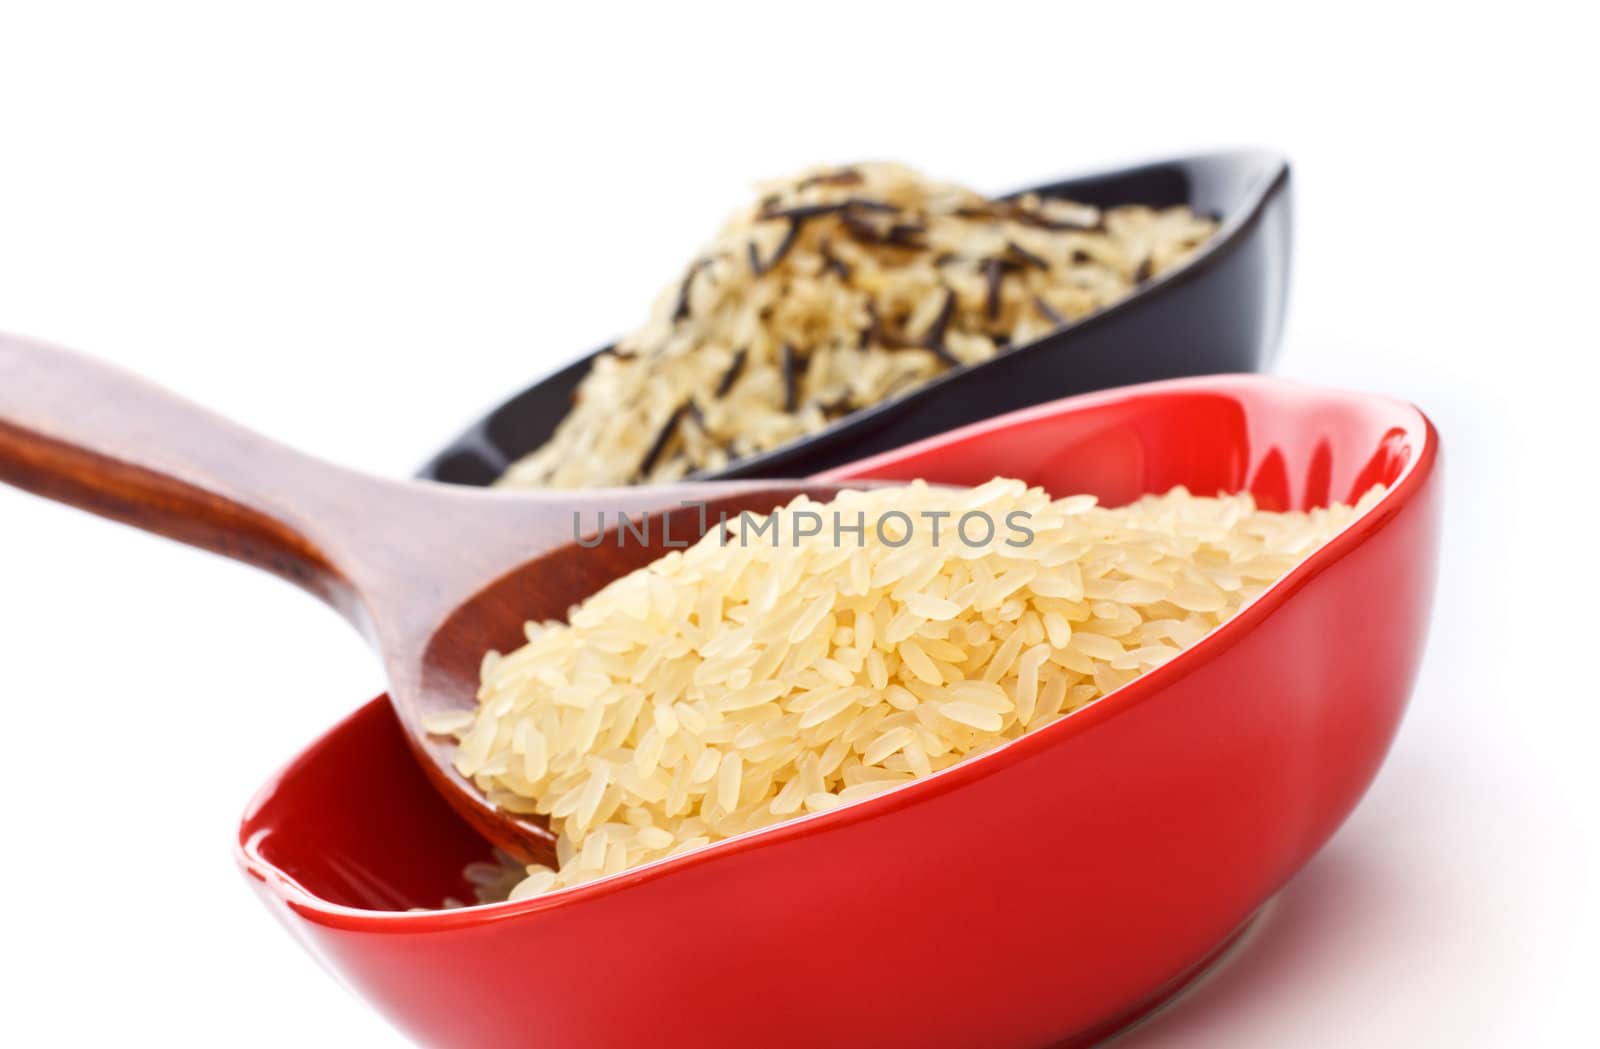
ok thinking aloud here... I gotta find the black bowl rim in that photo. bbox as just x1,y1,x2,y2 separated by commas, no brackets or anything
420,147,1291,486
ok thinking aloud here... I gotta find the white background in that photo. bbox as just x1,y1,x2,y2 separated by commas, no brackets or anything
1,3,1595,1046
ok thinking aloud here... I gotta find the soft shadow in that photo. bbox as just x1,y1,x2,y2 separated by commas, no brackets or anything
1102,844,1383,1047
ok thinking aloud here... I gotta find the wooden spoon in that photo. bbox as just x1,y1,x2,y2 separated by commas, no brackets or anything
0,333,865,864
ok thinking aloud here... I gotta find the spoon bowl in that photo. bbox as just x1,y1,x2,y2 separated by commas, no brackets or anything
0,332,871,860
407,489,866,860
238,374,1440,1049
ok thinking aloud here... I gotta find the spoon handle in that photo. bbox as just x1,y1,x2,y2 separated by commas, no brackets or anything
0,331,373,619
0,331,865,666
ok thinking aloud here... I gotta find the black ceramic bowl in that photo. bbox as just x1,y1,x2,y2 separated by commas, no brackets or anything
422,149,1291,486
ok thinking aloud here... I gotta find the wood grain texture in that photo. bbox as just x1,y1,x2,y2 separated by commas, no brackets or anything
0,331,856,861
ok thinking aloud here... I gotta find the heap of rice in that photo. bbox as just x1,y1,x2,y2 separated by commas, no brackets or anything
430,480,1382,900
496,164,1218,488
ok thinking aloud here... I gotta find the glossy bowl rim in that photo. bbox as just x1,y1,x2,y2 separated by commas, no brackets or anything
241,372,1436,932
422,147,1292,485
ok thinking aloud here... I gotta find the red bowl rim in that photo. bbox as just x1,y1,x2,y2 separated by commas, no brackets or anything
237,373,1439,932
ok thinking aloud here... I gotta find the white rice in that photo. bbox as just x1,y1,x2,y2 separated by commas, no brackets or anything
433,480,1383,899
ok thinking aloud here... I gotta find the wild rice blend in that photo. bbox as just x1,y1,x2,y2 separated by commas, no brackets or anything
430,480,1382,899
496,165,1218,488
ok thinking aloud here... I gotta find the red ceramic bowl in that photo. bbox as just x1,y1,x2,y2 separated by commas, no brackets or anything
238,374,1440,1049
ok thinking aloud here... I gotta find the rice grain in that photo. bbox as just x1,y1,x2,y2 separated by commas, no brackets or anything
442,480,1383,898
496,164,1218,488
